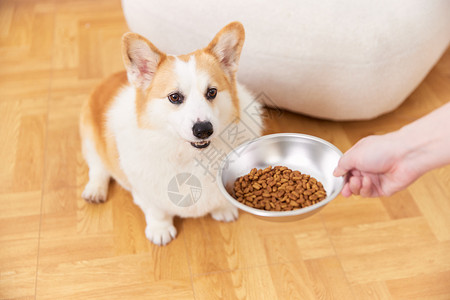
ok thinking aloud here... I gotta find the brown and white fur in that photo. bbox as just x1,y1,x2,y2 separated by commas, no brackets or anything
80,22,262,245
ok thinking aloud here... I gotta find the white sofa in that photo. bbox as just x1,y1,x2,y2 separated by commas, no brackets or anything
122,0,450,120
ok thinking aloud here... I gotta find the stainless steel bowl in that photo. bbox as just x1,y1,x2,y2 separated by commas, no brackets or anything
217,133,344,222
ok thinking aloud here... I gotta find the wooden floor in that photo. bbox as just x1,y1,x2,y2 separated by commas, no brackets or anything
1,0,450,299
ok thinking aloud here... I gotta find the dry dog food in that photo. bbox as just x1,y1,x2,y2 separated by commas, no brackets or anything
233,166,327,211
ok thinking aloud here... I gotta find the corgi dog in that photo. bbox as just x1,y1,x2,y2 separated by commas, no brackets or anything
80,22,262,245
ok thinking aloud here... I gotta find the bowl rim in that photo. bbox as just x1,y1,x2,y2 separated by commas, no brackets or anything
216,133,345,218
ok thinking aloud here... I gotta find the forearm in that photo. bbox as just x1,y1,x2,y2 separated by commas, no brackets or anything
394,101,450,175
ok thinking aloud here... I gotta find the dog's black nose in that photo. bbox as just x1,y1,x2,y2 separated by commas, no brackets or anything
192,121,213,139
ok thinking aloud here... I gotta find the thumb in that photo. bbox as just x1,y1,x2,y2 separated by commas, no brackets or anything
333,164,348,177
333,152,355,177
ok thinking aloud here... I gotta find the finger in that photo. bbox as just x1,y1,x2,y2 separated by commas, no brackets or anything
341,183,352,197
333,165,348,177
349,176,362,195
333,150,357,177
350,169,361,177
360,176,373,197
333,160,353,177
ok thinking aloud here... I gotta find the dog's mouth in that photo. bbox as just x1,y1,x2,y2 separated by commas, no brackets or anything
190,140,211,149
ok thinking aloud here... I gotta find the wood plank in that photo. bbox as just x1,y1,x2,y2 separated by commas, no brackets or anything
0,239,39,299
304,256,355,299
380,189,422,220
36,254,192,299
409,170,450,241
386,271,450,300
192,265,278,300
350,282,392,300
339,241,450,284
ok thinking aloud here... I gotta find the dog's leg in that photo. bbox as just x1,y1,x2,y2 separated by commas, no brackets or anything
81,138,110,203
211,203,239,222
132,192,177,246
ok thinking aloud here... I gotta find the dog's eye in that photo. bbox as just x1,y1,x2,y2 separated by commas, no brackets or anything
206,88,217,100
168,92,184,104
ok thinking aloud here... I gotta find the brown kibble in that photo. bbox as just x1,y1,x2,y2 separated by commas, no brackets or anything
304,189,314,196
232,166,327,212
263,166,272,173
291,201,299,207
252,183,261,190
298,195,305,203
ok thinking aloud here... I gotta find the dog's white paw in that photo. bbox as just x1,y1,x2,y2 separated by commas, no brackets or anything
145,224,177,246
82,181,108,204
211,206,239,222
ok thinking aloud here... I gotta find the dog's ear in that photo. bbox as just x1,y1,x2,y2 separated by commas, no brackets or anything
205,22,245,78
122,33,165,90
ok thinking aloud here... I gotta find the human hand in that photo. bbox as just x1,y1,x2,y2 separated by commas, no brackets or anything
333,133,422,197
